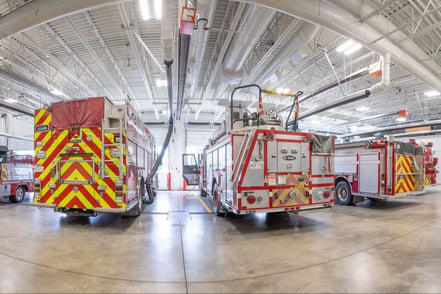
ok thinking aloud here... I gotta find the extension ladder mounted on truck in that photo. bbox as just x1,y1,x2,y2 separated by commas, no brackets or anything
200,84,335,215
33,97,157,216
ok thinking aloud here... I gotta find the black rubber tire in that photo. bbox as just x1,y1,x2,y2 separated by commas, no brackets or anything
335,181,352,205
212,184,224,216
10,186,26,203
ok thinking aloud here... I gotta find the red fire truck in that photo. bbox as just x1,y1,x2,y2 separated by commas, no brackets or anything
0,146,33,203
33,97,156,216
423,141,438,186
199,85,335,215
335,137,425,205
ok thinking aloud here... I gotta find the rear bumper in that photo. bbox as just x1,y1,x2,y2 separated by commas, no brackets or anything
30,202,128,214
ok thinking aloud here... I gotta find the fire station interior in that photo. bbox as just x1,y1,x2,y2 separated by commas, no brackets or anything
2,0,441,293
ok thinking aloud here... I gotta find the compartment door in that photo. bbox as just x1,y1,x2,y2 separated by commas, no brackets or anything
359,153,379,194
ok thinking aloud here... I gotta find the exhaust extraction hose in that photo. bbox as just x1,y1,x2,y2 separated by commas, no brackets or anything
145,59,174,203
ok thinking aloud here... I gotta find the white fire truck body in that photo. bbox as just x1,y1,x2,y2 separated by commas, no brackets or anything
200,85,335,215
203,127,335,214
335,138,425,204
0,147,33,203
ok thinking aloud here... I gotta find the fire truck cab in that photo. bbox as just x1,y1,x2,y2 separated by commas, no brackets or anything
335,137,425,205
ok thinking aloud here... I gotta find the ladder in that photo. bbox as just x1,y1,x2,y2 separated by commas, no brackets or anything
101,118,124,180
231,130,255,186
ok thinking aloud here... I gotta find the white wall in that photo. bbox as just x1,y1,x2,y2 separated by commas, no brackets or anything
0,113,33,152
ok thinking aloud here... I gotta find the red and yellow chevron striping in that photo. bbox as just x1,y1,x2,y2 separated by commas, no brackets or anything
394,155,416,194
34,108,127,211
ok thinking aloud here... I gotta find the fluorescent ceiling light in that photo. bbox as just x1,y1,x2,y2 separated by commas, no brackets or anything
344,43,362,55
336,40,355,53
396,117,406,122
140,0,162,20
424,90,440,97
50,87,64,96
356,106,369,112
336,39,363,55
156,79,167,87
5,98,17,103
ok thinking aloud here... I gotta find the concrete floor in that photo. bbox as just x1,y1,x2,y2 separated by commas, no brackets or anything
1,187,441,293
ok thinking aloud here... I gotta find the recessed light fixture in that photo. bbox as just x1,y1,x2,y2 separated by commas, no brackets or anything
140,0,162,20
336,39,363,55
5,98,17,103
356,106,369,112
424,90,440,97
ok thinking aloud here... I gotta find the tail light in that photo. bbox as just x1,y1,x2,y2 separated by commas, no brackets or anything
246,195,256,204
115,180,124,202
323,190,331,198
34,180,41,196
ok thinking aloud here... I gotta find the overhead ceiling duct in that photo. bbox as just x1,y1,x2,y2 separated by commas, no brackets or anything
0,0,129,40
253,22,319,85
299,53,390,119
0,67,62,102
213,5,276,99
343,119,441,138
186,0,218,98
0,99,35,117
242,0,441,94
161,0,176,114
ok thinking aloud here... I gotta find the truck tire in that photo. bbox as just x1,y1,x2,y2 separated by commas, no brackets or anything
10,186,26,203
335,181,352,205
212,184,224,216
200,186,207,197
123,194,142,217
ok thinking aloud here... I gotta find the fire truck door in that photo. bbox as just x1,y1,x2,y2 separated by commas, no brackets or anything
182,154,199,185
359,153,379,194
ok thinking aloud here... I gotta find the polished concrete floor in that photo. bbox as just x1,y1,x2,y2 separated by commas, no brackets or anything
1,187,441,293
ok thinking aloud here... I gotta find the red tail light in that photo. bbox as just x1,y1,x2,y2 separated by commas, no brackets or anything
323,190,330,198
247,195,256,204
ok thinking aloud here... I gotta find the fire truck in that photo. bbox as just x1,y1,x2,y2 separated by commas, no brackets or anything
334,137,425,205
33,97,156,216
423,141,438,186
0,146,33,203
200,84,335,215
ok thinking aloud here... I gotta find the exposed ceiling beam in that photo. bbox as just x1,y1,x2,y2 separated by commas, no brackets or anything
0,0,129,40
21,32,94,97
118,3,159,119
41,23,115,100
65,16,124,101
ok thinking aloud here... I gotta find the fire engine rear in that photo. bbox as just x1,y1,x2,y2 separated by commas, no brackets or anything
33,97,156,216
200,85,335,215
335,137,425,205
